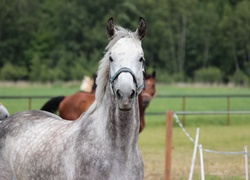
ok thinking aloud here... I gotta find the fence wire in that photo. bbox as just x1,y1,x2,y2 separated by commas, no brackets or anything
173,112,250,157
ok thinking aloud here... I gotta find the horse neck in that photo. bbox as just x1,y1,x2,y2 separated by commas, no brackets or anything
86,84,140,153
107,88,140,148
138,94,146,115
138,94,145,132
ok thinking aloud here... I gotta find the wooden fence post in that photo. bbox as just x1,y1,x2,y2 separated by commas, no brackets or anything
28,97,32,110
182,97,186,126
165,111,173,180
227,96,230,125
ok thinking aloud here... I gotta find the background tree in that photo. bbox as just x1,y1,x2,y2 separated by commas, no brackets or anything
0,0,249,85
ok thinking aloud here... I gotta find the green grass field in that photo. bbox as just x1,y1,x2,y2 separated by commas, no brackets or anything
1,82,250,179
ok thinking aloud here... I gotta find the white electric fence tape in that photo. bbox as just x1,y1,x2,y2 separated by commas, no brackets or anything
173,112,250,156
173,112,249,180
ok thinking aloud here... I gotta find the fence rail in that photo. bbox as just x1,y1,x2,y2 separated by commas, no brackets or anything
0,96,52,99
155,94,250,126
155,94,250,98
175,111,250,115
2,94,250,99
1,94,250,125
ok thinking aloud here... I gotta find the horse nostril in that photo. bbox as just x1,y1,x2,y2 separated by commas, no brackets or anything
130,90,136,99
116,89,135,100
116,90,122,99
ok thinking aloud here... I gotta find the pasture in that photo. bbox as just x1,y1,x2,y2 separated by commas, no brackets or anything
1,82,250,179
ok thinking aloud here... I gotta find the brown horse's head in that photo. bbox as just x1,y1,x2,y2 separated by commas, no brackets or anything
141,70,156,108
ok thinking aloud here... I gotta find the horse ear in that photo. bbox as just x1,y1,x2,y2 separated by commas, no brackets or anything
136,17,147,40
152,70,156,78
107,17,115,38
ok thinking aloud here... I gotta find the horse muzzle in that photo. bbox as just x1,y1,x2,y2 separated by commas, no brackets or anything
116,89,135,111
110,67,141,111
141,93,152,108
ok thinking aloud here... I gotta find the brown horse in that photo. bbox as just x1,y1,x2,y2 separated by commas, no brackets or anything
138,71,156,132
41,71,156,132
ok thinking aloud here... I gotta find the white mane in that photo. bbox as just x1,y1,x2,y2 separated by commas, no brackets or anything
87,26,140,113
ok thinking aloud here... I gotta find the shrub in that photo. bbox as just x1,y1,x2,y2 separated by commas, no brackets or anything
154,68,173,83
0,62,28,81
229,70,249,86
29,55,64,82
194,67,222,83
172,73,186,82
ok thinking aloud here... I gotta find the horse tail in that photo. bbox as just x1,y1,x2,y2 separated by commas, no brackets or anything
41,96,65,113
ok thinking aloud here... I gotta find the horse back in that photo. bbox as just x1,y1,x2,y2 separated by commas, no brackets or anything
0,110,76,179
0,110,72,152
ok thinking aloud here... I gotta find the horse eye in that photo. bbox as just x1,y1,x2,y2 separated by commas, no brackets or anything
109,56,113,62
139,57,144,62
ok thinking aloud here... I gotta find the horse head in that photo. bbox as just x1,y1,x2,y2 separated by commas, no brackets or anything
106,17,147,111
141,70,156,108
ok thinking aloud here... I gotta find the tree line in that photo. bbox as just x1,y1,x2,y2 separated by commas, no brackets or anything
0,0,250,85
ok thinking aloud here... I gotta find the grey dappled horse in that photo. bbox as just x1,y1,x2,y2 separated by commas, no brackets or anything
0,17,147,180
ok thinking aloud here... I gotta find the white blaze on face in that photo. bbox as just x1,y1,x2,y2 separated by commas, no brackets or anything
109,37,144,110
